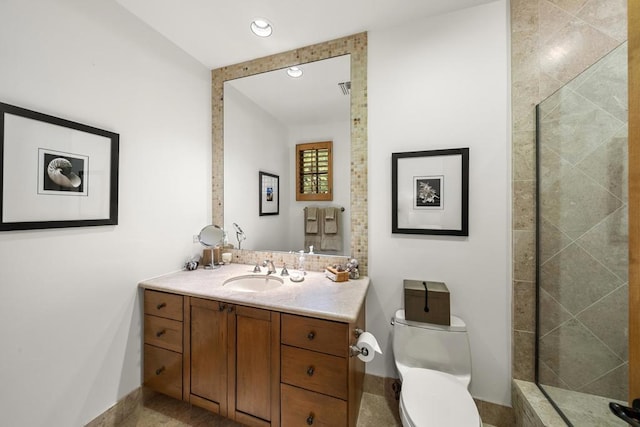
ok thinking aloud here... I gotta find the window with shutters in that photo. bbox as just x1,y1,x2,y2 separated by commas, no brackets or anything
296,141,333,201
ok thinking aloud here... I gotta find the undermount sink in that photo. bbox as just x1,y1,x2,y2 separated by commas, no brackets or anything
223,274,284,292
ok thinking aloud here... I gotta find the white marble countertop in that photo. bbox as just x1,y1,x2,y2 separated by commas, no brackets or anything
139,263,369,323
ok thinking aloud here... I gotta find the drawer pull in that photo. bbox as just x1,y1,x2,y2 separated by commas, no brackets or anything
156,329,166,338
156,302,166,310
306,366,315,376
307,331,315,340
155,366,165,375
306,413,314,425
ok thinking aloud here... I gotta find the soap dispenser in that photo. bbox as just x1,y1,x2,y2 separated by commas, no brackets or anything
297,250,306,275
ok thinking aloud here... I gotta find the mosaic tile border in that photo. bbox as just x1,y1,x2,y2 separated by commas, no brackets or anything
211,33,368,274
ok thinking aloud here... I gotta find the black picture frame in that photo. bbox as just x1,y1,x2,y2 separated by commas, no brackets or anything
0,102,119,231
259,171,279,216
392,148,469,236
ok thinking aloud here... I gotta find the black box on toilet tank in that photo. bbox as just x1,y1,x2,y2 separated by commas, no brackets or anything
403,280,450,326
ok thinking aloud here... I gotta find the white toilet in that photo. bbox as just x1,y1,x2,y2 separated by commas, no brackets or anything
392,309,481,427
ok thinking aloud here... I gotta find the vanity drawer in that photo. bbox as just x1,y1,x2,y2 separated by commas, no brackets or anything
281,313,347,357
144,289,183,321
144,314,182,352
281,383,347,427
144,344,182,400
281,345,347,399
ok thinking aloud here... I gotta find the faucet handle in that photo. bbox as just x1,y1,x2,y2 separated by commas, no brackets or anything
253,263,262,273
281,263,289,276
262,259,276,274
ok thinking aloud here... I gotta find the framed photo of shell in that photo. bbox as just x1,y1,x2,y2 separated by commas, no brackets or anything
0,102,119,231
392,148,469,236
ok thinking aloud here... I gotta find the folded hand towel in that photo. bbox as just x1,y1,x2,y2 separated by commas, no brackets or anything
325,207,335,220
307,207,317,220
306,207,318,234
324,207,338,234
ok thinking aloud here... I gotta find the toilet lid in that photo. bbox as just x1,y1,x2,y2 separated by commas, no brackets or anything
401,368,480,426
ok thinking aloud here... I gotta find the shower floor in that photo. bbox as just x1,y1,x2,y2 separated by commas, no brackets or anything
541,384,628,426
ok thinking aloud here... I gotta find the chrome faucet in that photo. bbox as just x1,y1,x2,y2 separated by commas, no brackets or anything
262,260,277,275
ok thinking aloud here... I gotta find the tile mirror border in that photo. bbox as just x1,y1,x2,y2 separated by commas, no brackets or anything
211,32,368,274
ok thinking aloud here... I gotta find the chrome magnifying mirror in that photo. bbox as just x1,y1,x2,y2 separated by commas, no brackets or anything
198,225,225,269
198,224,225,247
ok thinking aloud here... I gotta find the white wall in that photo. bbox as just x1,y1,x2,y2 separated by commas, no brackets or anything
224,85,290,251
367,0,511,405
0,1,211,425
0,1,512,423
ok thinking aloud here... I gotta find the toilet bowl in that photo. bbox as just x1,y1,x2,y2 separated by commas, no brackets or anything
392,309,481,427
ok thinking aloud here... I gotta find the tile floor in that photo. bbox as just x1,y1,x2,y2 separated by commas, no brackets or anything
118,390,496,426
119,391,400,426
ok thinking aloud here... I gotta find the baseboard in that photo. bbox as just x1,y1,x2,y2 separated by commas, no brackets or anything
87,377,516,427
84,387,145,427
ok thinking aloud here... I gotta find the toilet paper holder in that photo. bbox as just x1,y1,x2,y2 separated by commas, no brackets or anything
349,344,369,358
350,328,367,357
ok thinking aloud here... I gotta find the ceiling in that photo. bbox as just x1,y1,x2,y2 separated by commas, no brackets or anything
115,0,498,69
225,54,350,126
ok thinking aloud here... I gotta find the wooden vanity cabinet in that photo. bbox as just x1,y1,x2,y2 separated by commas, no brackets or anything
280,306,365,427
142,289,364,427
143,290,185,400
188,297,280,427
188,298,228,413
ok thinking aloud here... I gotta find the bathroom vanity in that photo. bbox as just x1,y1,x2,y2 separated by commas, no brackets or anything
140,264,369,427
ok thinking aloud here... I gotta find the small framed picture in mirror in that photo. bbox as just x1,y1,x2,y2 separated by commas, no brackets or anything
259,171,279,216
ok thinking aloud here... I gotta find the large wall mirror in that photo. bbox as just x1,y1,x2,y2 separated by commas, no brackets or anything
224,55,351,255
212,33,368,272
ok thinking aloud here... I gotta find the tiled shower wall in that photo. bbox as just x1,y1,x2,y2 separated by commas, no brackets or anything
537,43,628,401
511,0,627,383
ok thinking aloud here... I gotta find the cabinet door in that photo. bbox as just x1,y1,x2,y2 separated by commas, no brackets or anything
190,298,227,414
144,344,182,400
281,345,347,399
233,305,280,425
144,290,183,321
281,383,347,427
281,313,348,357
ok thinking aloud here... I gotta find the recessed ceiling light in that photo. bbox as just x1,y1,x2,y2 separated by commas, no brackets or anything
250,19,273,37
287,66,303,78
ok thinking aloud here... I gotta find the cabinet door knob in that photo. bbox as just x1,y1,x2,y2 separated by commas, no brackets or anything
307,366,315,376
228,306,235,313
155,366,165,375
219,303,226,311
156,302,166,310
306,414,314,425
307,331,315,340
156,329,166,337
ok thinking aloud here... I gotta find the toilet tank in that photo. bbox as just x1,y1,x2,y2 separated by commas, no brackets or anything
392,309,472,386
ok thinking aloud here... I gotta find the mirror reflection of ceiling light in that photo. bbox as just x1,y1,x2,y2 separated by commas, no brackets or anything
287,66,303,78
250,19,273,37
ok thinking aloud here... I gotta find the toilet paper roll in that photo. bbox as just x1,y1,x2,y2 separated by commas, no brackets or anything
356,332,382,362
